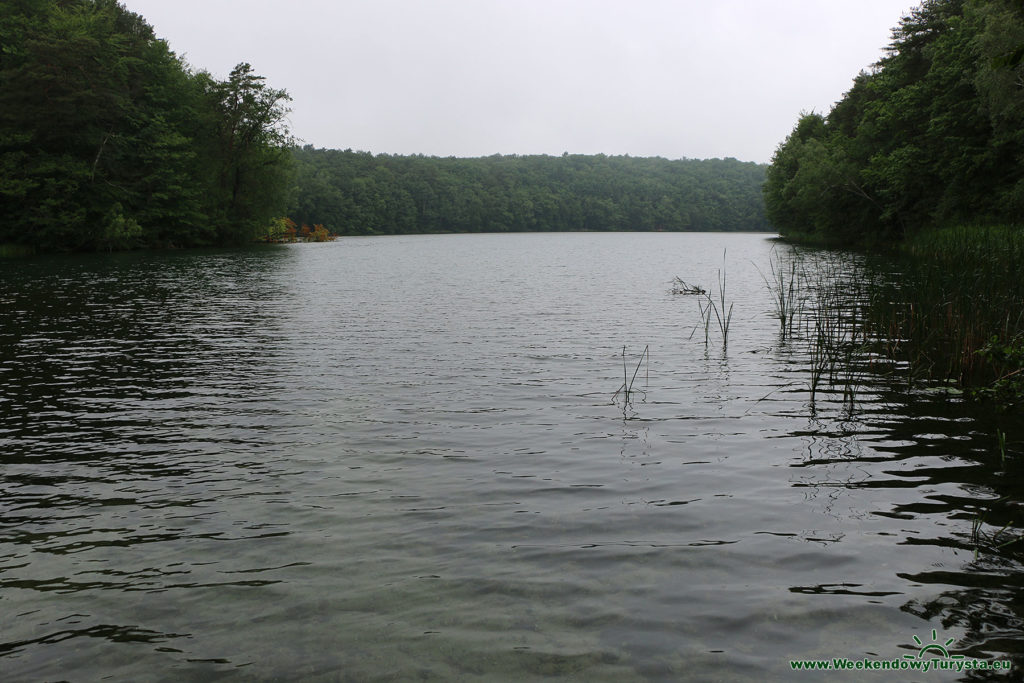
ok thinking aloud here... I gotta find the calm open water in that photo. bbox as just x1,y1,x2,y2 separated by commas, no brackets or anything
1,232,1022,681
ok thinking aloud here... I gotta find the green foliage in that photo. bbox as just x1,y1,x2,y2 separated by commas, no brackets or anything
0,0,293,251
974,336,1024,407
97,203,142,251
202,63,293,243
288,149,770,235
765,0,1024,245
259,216,295,243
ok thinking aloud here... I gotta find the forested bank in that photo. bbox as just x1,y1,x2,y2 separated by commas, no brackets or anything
287,149,770,235
1,1,770,253
763,0,1024,406
0,0,292,252
763,0,1023,245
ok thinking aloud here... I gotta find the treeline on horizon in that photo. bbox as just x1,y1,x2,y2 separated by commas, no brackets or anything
287,149,770,235
764,0,1024,244
0,0,769,253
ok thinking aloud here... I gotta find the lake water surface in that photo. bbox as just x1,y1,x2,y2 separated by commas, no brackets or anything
2,233,1022,681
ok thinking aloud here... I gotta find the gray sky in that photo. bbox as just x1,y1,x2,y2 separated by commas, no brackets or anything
120,0,914,163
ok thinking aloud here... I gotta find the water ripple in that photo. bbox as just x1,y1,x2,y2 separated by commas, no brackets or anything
2,236,1022,679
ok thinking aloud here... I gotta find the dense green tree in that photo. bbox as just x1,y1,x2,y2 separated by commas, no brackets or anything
972,0,1024,216
0,0,293,251
287,149,770,235
764,0,1024,244
202,63,293,243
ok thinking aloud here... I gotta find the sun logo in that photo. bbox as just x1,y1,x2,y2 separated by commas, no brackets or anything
903,629,965,661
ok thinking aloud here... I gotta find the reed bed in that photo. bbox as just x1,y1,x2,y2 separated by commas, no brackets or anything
0,243,35,258
872,225,1024,396
759,246,806,340
766,224,1024,410
796,254,874,408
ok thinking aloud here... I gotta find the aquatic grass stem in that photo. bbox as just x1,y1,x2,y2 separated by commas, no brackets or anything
693,250,733,349
758,246,805,339
614,345,650,412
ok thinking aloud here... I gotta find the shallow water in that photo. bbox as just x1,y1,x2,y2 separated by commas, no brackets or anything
1,233,1021,681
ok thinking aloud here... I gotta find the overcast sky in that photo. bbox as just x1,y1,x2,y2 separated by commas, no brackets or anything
119,0,914,163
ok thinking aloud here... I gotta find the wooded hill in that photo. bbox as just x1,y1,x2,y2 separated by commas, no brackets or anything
288,149,771,235
763,0,1024,244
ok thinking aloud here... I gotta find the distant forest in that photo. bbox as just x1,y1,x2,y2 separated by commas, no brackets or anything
763,0,1024,244
1,0,769,253
288,149,771,235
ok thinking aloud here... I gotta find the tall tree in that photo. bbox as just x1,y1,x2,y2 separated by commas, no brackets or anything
203,63,293,244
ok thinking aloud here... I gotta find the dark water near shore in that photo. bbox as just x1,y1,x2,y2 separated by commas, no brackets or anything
1,232,1022,681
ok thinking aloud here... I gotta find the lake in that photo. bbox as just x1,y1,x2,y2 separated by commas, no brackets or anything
1,232,1021,681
